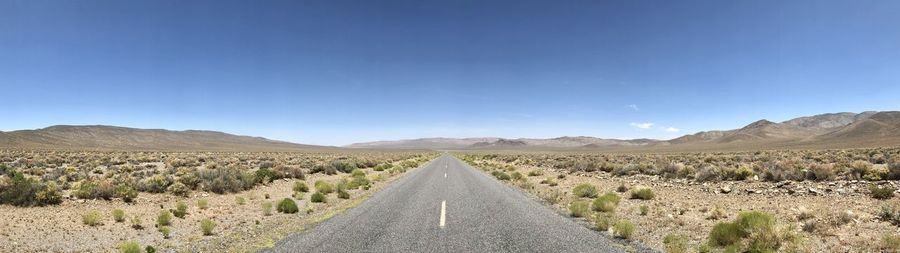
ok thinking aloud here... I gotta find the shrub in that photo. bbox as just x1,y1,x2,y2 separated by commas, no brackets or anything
311,192,327,203
293,181,309,192
695,165,721,182
130,215,143,229
878,205,900,226
630,187,655,200
115,184,139,202
113,209,126,223
197,199,209,210
200,218,216,236
595,213,615,231
274,165,305,180
315,181,334,194
373,163,392,172
262,202,273,216
197,167,254,194
157,210,172,227
173,201,189,218
255,168,278,183
709,222,744,247
491,171,511,180
572,184,598,198
724,165,755,181
0,169,62,206
117,241,141,253
82,210,102,226
145,246,156,253
870,185,896,200
527,170,543,176
510,172,524,181
166,182,190,197
337,188,350,199
883,234,900,251
639,205,649,216
329,159,358,173
613,220,635,239
235,196,246,205
592,193,621,212
663,233,689,253
569,201,591,218
158,226,171,239
277,198,299,213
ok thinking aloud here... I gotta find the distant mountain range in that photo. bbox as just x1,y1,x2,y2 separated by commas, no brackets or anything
1,111,897,152
348,111,900,151
0,125,329,151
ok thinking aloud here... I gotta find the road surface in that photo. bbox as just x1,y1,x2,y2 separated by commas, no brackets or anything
268,154,627,252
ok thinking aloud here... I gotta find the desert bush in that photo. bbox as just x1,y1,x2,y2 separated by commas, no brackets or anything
158,226,171,239
139,175,172,193
261,202,273,216
879,205,900,226
709,222,744,247
491,171,511,180
694,165,721,182
82,210,102,226
115,184,139,202
113,209,126,223
235,196,246,205
595,213,615,231
373,163,392,172
166,182,190,197
157,210,172,227
131,215,143,229
612,164,641,176
870,185,896,200
173,201,188,218
74,180,116,200
569,201,591,218
255,167,278,183
117,241,141,253
277,198,299,213
639,205,649,216
707,211,788,252
663,233,689,253
197,199,209,210
883,234,900,251
145,246,156,253
293,181,309,192
337,188,350,199
0,169,62,206
807,163,835,181
848,160,873,180
314,181,334,194
311,192,327,203
510,172,524,181
329,159,358,173
630,187,655,200
613,220,635,239
572,184,598,198
592,193,621,212
723,165,754,181
197,167,254,194
200,218,216,235
527,170,543,177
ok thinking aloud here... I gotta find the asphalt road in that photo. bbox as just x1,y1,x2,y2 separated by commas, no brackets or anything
269,154,626,253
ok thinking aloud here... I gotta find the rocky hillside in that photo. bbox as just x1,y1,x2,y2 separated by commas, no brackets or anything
0,125,329,151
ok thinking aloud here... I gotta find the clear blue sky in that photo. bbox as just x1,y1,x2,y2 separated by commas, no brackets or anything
2,0,899,146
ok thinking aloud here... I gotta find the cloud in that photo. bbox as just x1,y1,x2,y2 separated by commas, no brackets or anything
626,104,639,111
629,122,654,129
663,127,680,133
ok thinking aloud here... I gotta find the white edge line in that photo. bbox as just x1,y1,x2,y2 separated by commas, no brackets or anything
440,200,446,228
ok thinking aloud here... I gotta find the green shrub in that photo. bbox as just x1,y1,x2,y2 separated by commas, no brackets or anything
157,210,172,227
883,234,900,251
491,171,511,180
630,187,655,200
158,226,171,239
510,172,524,181
145,246,156,253
197,167,255,194
527,170,543,176
613,220,635,239
197,199,209,210
255,167,278,183
337,188,350,199
871,185,896,200
572,184,598,198
315,181,334,194
117,241,141,253
595,213,615,231
663,233,689,253
261,202,273,216
709,222,744,247
0,168,62,206
277,198,299,213
639,205,649,216
115,184,139,203
373,163,392,172
592,193,621,212
235,196,246,205
130,215,143,230
311,192,327,203
172,201,189,218
112,209,126,223
166,182,190,197
569,201,591,218
82,210,102,226
200,218,216,236
293,181,309,192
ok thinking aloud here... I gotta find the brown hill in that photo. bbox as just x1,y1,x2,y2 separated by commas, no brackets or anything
0,125,329,151
813,111,900,146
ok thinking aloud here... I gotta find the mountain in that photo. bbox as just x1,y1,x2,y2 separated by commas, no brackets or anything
0,125,330,151
348,111,900,151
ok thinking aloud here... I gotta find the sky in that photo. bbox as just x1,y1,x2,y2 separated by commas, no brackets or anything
2,0,899,146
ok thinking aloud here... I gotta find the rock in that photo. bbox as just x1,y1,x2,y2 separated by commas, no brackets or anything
753,175,759,181
745,188,758,194
720,186,732,194
808,187,822,195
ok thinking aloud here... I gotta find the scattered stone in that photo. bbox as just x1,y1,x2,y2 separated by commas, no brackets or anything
719,186,732,194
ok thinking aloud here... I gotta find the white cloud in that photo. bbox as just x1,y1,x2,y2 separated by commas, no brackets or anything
629,122,654,129
626,104,639,111
663,127,680,133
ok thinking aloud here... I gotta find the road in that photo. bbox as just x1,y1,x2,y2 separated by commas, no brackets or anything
268,154,627,252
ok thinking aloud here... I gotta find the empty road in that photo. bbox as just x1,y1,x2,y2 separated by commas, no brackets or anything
269,154,627,252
